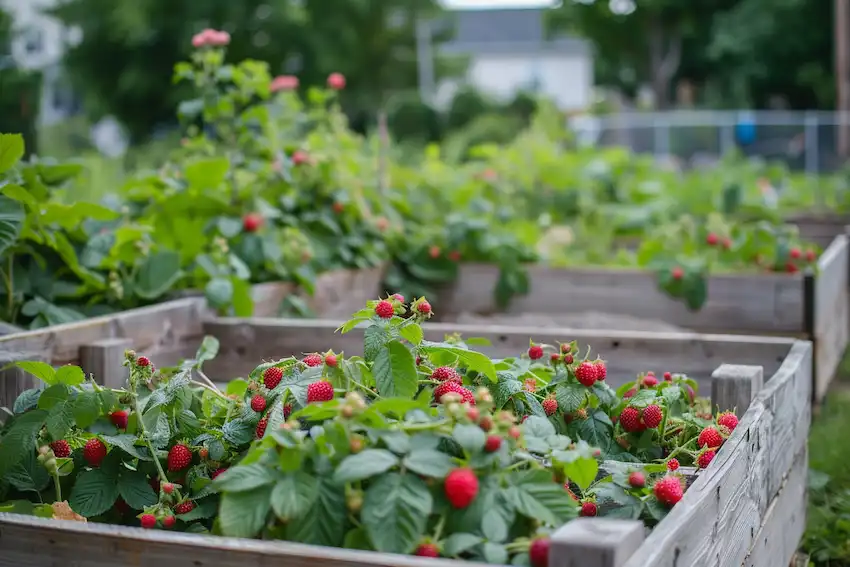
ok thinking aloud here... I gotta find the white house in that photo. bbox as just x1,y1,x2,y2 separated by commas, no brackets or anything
431,4,593,112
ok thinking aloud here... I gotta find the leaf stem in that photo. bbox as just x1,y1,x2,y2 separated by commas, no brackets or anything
52,472,61,502
400,419,448,432
131,393,168,482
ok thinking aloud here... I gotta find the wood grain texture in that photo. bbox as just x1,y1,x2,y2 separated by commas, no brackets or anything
202,318,796,391
621,340,812,567
304,264,388,319
787,212,850,249
436,264,806,334
79,338,132,389
813,233,849,403
711,364,764,417
0,351,45,409
250,281,297,318
550,518,645,567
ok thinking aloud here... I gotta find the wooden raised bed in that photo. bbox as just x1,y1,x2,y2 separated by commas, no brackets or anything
0,308,812,567
787,211,849,249
435,233,848,404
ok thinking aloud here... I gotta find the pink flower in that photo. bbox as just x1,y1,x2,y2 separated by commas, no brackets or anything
191,29,212,48
327,72,346,90
191,28,230,48
209,30,230,47
271,75,299,93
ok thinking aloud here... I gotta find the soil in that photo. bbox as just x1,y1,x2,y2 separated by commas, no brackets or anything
454,311,689,333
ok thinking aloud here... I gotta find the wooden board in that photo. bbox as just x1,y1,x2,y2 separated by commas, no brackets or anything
812,233,850,403
202,318,796,391
787,211,850,249
305,263,388,319
620,340,812,567
437,263,805,334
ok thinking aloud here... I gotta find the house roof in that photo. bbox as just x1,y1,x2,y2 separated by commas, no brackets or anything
440,8,589,56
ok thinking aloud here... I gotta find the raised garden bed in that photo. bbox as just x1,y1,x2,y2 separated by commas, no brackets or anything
434,233,847,405
0,298,811,567
786,212,850,249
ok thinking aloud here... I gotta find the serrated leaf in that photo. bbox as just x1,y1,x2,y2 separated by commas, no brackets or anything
507,476,577,526
523,416,556,438
222,418,256,445
453,424,486,453
333,449,399,483
218,484,273,538
361,472,432,554
270,472,317,521
213,463,277,492
16,361,56,386
402,449,454,478
398,323,423,346
372,341,418,398
363,324,391,362
12,388,41,414
443,533,483,556
6,450,50,492
286,477,346,547
556,383,587,414
493,373,522,407
72,391,101,429
421,344,497,382
69,467,119,517
101,434,152,460
578,410,614,451
523,392,547,417
55,365,85,386
118,469,157,509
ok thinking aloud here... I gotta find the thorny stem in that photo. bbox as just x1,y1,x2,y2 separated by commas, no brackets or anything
132,393,168,482
192,378,230,401
196,369,223,392
349,379,380,399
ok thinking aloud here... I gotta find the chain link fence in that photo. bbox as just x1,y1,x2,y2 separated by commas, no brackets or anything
570,111,850,175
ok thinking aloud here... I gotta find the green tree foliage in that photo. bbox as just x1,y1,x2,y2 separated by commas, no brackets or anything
0,6,41,155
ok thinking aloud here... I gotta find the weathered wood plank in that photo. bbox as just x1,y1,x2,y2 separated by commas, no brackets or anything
250,281,297,318
0,513,484,567
79,338,133,389
550,518,645,567
812,233,849,403
787,211,850,249
202,318,796,390
437,264,805,334
305,263,387,319
711,364,764,417
0,351,45,410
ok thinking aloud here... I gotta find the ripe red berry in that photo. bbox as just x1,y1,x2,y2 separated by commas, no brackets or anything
448,250,461,262
706,232,718,246
672,266,684,280
580,501,598,517
663,371,673,381
628,471,646,488
786,262,798,273
50,440,71,458
292,150,309,165
528,344,544,360
575,361,597,387
433,381,475,405
83,438,107,467
162,515,176,528
550,353,561,363
642,405,663,429
417,301,432,315
563,353,574,364
790,247,801,259
109,409,129,429
162,482,174,494
140,513,157,529
137,356,151,367
508,425,521,439
479,416,494,432
303,353,323,367
444,468,479,508
211,467,228,480
529,537,550,567
623,387,636,399
666,458,680,471
542,398,558,416
327,72,346,90
484,435,502,453
256,417,268,439
717,412,738,432
174,501,195,515
284,404,292,419
431,366,461,383
466,407,480,422
332,202,345,214
560,343,570,353
167,444,192,472
250,395,267,413
697,427,723,449
414,543,440,557
428,246,440,259
619,407,642,433
698,450,716,469
642,375,659,387
805,250,817,262
594,361,607,381
654,476,684,506
307,380,334,403
324,353,338,367
263,366,283,389
375,300,394,319
243,213,263,233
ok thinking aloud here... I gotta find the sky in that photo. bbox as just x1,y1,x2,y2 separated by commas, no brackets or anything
439,0,560,9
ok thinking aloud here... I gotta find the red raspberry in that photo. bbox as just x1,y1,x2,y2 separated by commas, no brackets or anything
479,416,494,432
717,412,738,432
790,247,801,259
137,356,150,367
642,405,663,429
414,543,440,557
162,515,176,528
211,468,228,480
653,476,684,507
307,380,334,403
140,513,157,529
619,407,642,433
292,150,309,166
628,471,645,488
250,395,267,413
697,427,723,449
529,537,550,567
256,417,268,439
417,301,432,315
174,501,195,515
392,293,405,302
642,375,659,387
167,444,192,472
580,501,597,517
550,353,561,363
83,438,107,466
50,440,71,458
663,371,672,381
263,366,283,389
706,232,718,246
672,266,684,280
484,435,502,453
243,213,263,232
444,468,479,508
563,353,574,364
560,343,571,353
575,362,597,386
698,450,716,469
594,361,607,381
284,404,292,419
466,407,480,422
109,409,129,429
806,250,817,262
162,482,174,494
198,447,209,459
666,458,680,471
623,387,636,399
542,398,558,416
324,354,338,367
434,381,474,404
432,366,461,383
303,353,323,367
528,344,544,360
508,425,521,439
375,300,394,319
684,385,696,405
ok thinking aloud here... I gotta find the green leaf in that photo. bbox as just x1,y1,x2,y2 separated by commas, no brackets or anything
453,423,486,453
14,361,56,386
482,542,509,564
482,509,509,543
443,533,483,556
218,484,273,538
7,450,50,493
195,335,220,364
36,384,68,410
231,277,254,317
0,133,25,173
286,477,346,547
333,449,399,483
507,478,577,527
0,410,47,476
118,469,157,509
37,385,73,440
184,156,230,190
562,456,599,492
399,323,424,346
221,418,255,445
555,383,586,414
0,194,24,257
101,434,152,460
493,373,523,407
72,391,101,429
523,416,556,439
402,449,454,478
270,472,318,521
206,277,234,308
361,472,432,554
135,251,182,299
372,341,418,398
70,467,119,517
363,324,391,362
55,365,85,386
213,463,277,492
13,388,41,414
578,410,614,451
422,344,497,382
